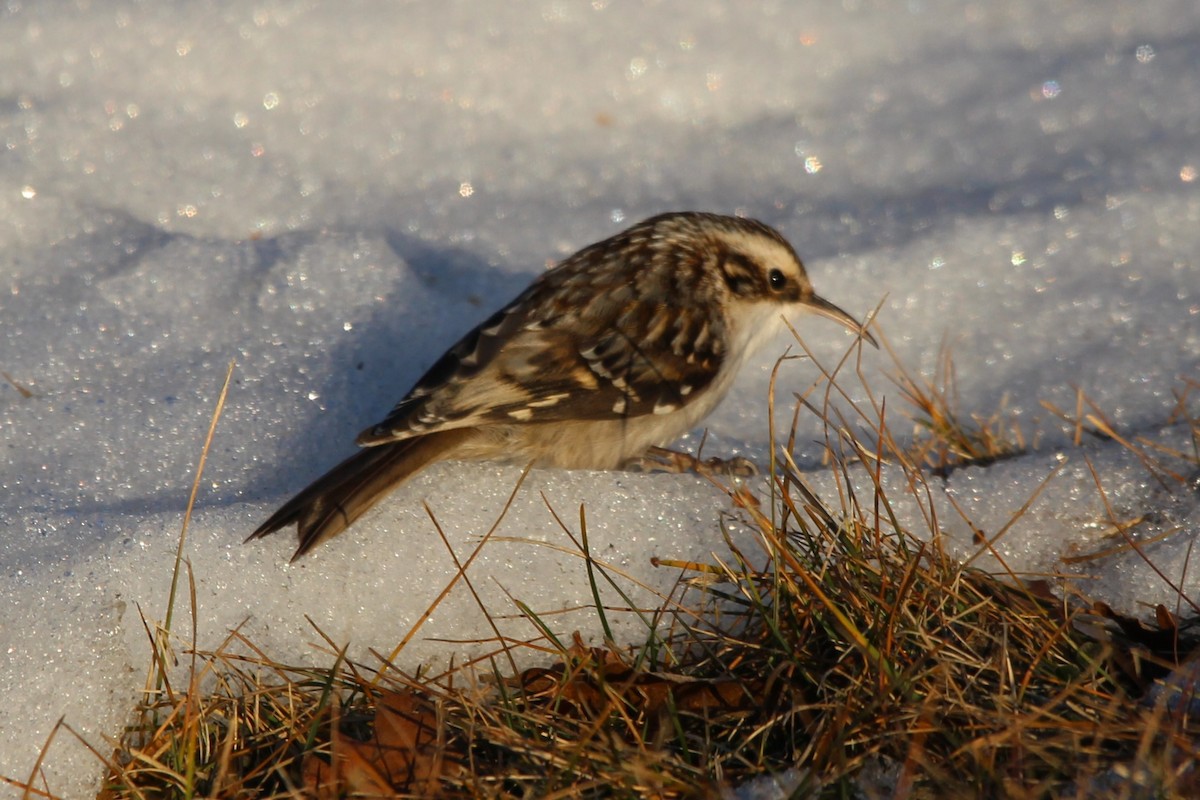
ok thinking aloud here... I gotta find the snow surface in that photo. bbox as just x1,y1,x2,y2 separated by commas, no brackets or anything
1,1,1198,795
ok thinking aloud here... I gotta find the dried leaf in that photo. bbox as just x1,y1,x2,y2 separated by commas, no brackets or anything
301,688,456,798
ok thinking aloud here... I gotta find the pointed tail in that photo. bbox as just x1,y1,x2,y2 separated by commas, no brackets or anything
247,429,469,560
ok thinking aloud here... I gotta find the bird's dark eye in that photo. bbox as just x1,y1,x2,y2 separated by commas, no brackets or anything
768,268,787,291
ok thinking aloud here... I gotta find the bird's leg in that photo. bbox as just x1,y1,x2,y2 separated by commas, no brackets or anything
623,446,758,477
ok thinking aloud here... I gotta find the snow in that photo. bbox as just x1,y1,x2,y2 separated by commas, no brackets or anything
1,1,1198,795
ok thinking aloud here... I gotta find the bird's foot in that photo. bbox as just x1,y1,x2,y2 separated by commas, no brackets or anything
623,446,758,478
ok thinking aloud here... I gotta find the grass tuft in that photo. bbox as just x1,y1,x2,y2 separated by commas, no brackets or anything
888,337,1027,475
9,336,1200,799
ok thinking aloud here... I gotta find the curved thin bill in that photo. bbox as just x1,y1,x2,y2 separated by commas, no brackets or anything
803,293,879,348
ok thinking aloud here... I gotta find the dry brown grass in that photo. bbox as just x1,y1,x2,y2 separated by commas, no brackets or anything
887,336,1027,475
9,338,1200,799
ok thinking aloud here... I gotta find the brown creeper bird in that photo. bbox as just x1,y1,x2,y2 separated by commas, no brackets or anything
250,211,876,559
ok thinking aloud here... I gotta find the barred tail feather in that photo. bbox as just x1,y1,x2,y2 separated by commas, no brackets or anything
247,430,468,560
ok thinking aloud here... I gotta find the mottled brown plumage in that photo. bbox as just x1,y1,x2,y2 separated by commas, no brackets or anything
249,212,875,559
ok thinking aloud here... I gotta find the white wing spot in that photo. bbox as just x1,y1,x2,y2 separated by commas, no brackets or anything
508,407,535,421
589,362,613,379
479,320,506,337
527,392,569,408
679,384,694,396
612,397,628,415
653,400,678,415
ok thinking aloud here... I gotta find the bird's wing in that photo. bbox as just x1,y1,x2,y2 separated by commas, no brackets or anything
356,280,726,445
